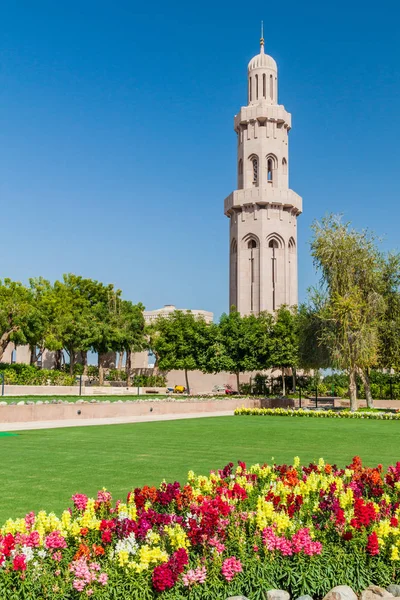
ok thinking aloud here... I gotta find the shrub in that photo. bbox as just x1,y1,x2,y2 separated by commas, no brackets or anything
132,374,166,387
0,363,75,386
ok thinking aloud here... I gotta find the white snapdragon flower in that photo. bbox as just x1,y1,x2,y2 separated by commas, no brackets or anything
21,546,34,562
115,532,138,556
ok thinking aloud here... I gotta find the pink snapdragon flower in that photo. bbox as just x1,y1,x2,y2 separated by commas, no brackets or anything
73,579,86,592
209,537,226,553
45,531,67,549
72,494,89,511
24,512,36,531
97,490,112,504
98,573,108,586
182,566,207,587
262,527,322,556
291,528,322,555
221,556,242,582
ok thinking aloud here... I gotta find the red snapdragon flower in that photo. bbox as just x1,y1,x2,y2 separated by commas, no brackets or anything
366,532,380,555
13,554,27,571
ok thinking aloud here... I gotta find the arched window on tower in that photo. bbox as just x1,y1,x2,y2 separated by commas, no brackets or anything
249,77,252,102
238,159,243,188
247,238,259,313
269,238,279,311
269,74,273,100
288,237,296,306
266,154,277,185
249,155,259,186
282,158,287,173
267,159,273,183
255,74,259,100
263,74,266,98
230,239,238,309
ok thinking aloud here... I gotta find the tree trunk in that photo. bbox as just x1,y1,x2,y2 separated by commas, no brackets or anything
282,368,286,396
98,354,104,386
236,371,240,393
125,351,132,387
69,350,76,376
118,351,124,371
30,344,37,366
82,351,88,376
348,367,358,412
358,367,373,409
0,327,18,362
54,349,63,371
184,368,190,395
292,368,296,393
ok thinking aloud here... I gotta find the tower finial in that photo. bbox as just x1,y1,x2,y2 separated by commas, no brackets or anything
260,20,264,53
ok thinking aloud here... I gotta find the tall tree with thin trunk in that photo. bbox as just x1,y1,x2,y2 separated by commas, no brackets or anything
310,215,384,410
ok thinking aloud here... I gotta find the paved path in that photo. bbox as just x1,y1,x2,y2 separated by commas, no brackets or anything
0,411,235,432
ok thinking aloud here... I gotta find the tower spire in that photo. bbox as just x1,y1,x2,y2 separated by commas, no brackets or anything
260,20,264,53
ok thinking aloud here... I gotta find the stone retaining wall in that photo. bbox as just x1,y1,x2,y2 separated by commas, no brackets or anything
0,398,265,424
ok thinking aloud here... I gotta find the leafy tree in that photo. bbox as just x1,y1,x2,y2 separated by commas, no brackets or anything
269,305,298,396
52,275,99,376
150,310,209,393
0,279,33,362
211,310,262,392
26,278,60,366
377,253,400,372
310,215,384,410
298,297,331,371
117,300,146,387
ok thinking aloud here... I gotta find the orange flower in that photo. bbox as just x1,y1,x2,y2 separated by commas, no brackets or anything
325,464,332,474
92,544,105,556
80,528,88,537
283,469,299,487
73,544,90,560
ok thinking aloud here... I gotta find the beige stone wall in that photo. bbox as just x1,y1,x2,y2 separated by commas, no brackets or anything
0,398,261,423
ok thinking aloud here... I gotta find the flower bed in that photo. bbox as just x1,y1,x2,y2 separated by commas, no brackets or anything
2,458,400,598
235,407,400,419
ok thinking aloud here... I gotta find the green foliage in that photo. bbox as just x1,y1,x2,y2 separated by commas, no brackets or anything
310,215,387,410
235,407,400,420
0,279,34,358
106,368,127,381
0,363,75,385
132,374,166,387
150,311,210,391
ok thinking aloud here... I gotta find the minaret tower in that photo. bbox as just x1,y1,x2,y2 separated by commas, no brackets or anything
224,30,302,314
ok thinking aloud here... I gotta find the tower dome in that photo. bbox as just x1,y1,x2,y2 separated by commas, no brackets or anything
248,47,277,72
247,33,278,105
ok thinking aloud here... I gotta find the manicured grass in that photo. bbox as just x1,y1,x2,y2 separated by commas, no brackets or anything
1,415,400,523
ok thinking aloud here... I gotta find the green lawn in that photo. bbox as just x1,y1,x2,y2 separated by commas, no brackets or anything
1,415,400,524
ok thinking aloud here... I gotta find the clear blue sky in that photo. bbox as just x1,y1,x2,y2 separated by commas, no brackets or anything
1,0,399,319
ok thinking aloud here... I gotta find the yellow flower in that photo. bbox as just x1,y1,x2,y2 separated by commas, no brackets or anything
165,524,190,549
339,488,354,509
376,520,391,539
118,550,130,566
254,497,274,530
391,545,400,561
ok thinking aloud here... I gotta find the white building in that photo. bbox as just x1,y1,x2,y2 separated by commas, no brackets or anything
224,34,302,315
